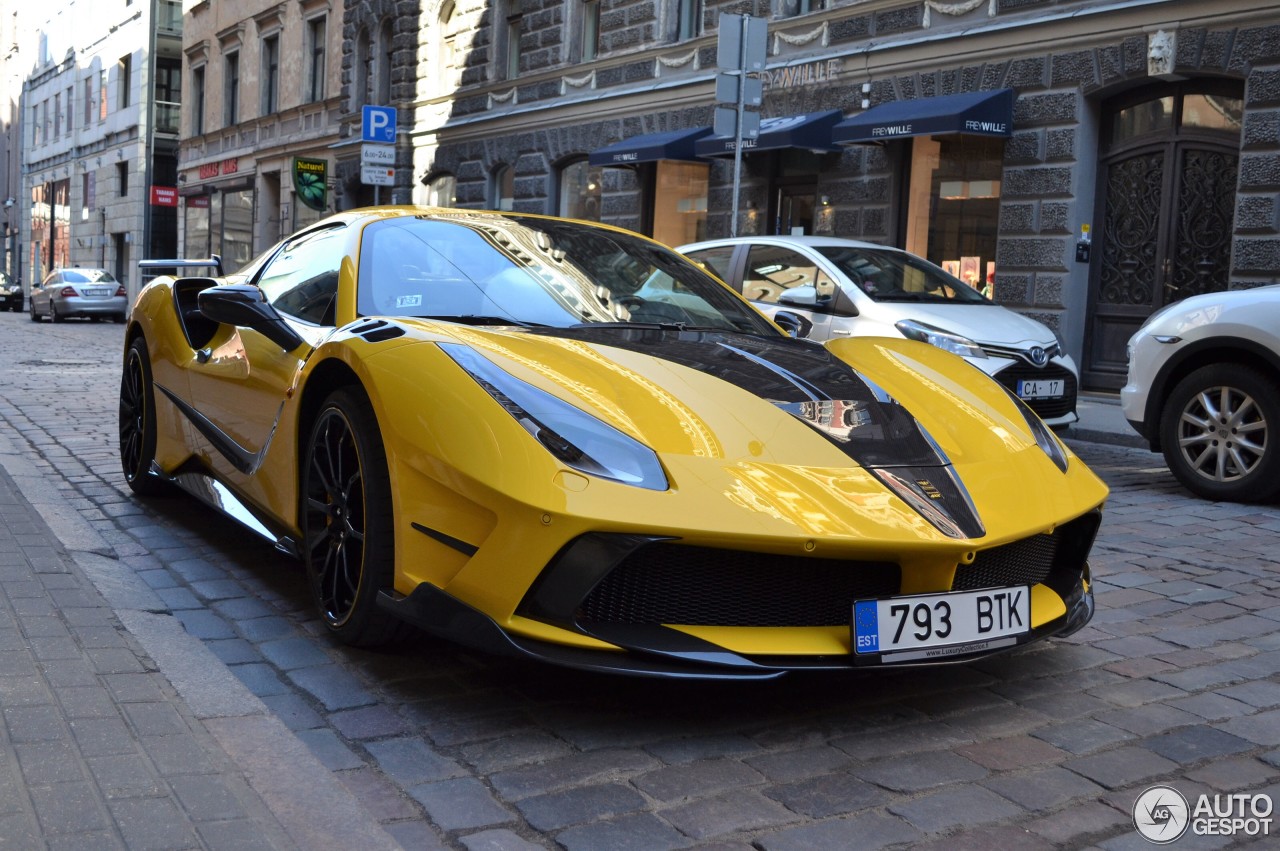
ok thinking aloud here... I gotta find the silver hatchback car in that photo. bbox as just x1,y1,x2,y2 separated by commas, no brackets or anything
30,268,128,323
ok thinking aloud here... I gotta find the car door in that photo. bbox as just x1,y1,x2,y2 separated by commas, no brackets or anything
183,225,346,512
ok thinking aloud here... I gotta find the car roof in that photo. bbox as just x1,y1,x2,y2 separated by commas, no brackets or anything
678,235,902,253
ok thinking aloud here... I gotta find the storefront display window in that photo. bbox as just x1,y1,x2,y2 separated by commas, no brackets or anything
558,159,601,221
652,161,708,246
221,189,254,272
184,197,210,259
904,135,1002,298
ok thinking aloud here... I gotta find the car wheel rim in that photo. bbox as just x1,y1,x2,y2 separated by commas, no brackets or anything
118,350,146,480
305,409,367,627
1176,385,1268,483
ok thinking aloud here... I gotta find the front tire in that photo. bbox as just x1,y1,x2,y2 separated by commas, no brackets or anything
29,302,40,322
301,388,405,647
119,337,172,497
1159,364,1280,503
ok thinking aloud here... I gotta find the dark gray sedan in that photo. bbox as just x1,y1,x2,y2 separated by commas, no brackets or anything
30,268,128,323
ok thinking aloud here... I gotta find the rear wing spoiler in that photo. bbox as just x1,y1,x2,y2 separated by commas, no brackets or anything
139,254,223,276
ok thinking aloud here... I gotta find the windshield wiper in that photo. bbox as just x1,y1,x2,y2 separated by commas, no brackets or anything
417,315,547,328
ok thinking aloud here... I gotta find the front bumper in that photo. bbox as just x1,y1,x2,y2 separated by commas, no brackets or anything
377,568,1096,681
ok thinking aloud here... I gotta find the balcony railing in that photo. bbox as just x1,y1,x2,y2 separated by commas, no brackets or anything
157,0,182,34
155,101,180,135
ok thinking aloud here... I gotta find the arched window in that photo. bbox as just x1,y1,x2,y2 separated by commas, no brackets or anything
558,159,601,221
490,165,515,211
439,1,457,87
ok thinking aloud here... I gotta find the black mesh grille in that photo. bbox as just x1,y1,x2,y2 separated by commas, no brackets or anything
993,362,1078,420
952,532,1059,591
578,544,901,627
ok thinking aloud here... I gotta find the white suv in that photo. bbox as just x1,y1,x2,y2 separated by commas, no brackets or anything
1121,285,1280,502
679,236,1079,428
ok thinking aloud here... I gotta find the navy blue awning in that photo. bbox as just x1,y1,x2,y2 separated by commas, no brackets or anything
832,89,1015,145
588,127,713,167
694,110,844,158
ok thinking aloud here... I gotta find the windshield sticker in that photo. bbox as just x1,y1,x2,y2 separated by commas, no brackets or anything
395,294,423,308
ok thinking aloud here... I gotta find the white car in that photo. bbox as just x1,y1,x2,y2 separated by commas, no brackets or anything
679,236,1079,428
1121,285,1280,503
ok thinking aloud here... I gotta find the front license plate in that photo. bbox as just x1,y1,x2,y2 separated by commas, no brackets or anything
1018,378,1064,399
853,587,1030,662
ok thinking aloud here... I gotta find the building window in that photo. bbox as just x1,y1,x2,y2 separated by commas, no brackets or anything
306,16,326,103
261,34,279,115
31,104,40,146
118,161,129,197
54,93,61,137
377,20,394,104
581,0,600,61
84,77,94,125
427,174,456,207
558,159,602,221
42,101,50,143
437,2,456,89
904,135,1004,296
192,65,205,134
99,70,108,120
155,59,180,134
118,54,132,109
504,0,523,80
355,27,371,107
777,0,824,16
225,51,240,125
490,165,515,211
677,0,702,41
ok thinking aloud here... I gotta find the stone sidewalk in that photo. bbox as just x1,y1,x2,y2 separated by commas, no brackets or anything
0,454,399,850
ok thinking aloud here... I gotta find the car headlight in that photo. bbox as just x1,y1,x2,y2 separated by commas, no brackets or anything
440,343,668,490
895,319,988,360
1003,387,1069,472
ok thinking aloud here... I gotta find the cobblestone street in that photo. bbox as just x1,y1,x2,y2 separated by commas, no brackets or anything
1,311,1277,849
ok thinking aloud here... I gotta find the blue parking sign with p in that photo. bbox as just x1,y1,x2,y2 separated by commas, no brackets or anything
362,105,397,143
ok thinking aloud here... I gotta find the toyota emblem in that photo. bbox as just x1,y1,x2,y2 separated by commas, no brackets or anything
1029,346,1048,366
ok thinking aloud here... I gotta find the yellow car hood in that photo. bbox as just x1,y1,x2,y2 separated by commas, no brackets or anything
370,322,1105,544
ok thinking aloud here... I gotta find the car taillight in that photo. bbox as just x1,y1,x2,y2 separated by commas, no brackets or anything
115,285,127,297
59,287,77,297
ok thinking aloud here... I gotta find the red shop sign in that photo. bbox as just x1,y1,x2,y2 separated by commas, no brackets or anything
150,186,179,206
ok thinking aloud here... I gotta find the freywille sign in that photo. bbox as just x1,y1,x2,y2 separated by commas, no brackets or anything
293,158,327,212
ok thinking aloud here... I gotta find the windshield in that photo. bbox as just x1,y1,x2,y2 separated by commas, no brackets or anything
815,246,988,304
356,213,778,335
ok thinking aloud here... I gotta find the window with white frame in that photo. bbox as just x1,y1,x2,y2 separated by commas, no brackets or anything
581,0,600,61
677,0,702,41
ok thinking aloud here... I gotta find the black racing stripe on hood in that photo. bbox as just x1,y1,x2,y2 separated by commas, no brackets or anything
535,327,942,468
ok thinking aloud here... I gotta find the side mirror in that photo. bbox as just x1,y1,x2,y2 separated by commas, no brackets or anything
772,310,813,338
198,284,305,352
778,285,819,307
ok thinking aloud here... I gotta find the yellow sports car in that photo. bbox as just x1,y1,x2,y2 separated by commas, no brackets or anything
120,208,1108,679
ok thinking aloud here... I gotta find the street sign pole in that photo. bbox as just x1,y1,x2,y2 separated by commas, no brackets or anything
731,14,747,237
717,15,766,237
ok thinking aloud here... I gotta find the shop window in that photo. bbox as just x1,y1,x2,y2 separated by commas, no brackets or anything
904,135,1003,297
185,198,211,259
652,161,708,246
221,189,255,272
490,165,515,211
558,159,601,221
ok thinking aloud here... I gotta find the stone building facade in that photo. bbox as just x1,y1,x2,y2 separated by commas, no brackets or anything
337,0,1280,391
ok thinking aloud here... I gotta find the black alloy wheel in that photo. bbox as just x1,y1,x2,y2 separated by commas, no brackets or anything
118,337,172,497
301,388,405,646
1159,363,1280,503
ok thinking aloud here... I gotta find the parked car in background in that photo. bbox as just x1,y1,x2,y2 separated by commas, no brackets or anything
0,271,20,312
30,268,128,323
1121,284,1280,503
679,236,1079,429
